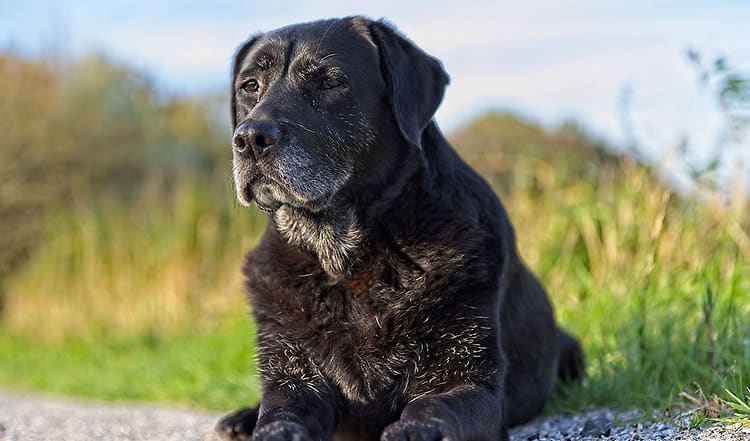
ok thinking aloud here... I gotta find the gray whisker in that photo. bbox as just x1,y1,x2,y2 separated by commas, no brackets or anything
286,120,317,134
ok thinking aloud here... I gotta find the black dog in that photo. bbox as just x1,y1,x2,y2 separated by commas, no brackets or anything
217,16,583,441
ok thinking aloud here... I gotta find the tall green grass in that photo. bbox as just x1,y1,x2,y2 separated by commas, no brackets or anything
3,175,265,340
501,158,750,412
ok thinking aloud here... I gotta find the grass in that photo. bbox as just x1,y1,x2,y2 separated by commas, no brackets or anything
715,388,750,427
1,144,749,419
0,312,260,410
2,175,266,340
497,158,750,414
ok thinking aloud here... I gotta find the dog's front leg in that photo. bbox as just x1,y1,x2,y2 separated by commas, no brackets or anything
252,383,337,441
381,385,507,441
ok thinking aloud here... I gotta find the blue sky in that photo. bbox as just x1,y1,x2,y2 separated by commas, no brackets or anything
2,0,749,186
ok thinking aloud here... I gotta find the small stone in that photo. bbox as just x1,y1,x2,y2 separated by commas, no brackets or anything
527,432,539,440
581,417,613,437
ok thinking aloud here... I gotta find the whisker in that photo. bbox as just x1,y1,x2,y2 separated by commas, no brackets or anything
285,120,318,134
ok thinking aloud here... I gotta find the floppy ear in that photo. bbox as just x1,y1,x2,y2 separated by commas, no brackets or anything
369,21,450,148
230,35,261,129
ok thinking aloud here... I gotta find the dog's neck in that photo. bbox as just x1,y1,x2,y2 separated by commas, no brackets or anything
270,135,430,280
272,204,364,279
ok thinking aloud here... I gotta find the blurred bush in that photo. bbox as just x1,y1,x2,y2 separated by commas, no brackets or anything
449,112,622,195
0,52,228,292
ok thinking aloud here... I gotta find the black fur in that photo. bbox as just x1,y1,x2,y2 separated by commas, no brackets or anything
217,16,584,441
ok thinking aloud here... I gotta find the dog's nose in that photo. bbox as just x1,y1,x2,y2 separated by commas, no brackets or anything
233,120,280,157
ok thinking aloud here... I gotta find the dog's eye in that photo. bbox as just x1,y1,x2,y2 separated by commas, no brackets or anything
240,79,260,93
320,76,342,90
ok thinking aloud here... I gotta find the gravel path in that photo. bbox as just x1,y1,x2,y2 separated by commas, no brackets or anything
1,390,748,441
0,391,222,441
509,408,750,441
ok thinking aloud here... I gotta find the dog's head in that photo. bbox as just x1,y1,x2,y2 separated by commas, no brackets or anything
230,17,449,214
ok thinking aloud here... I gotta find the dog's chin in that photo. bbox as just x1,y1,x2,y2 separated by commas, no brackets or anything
236,179,334,214
235,182,279,213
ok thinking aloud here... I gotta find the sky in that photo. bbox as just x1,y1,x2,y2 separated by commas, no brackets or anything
2,0,749,189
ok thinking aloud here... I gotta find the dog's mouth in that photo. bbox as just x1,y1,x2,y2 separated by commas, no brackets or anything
254,201,280,214
237,176,281,211
234,152,345,214
238,175,332,214
243,185,280,213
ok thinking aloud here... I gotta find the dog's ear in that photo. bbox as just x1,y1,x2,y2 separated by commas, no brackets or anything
231,35,261,129
368,20,449,149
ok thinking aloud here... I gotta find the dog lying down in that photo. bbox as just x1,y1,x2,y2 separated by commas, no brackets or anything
216,16,584,441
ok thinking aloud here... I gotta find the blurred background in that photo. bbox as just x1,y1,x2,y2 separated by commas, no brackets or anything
1,0,748,416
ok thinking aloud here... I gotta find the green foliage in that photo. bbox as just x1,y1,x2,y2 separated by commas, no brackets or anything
684,48,750,188
715,388,750,427
687,48,750,125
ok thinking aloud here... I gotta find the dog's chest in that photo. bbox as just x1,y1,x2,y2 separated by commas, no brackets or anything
305,261,424,402
247,218,500,406
251,251,429,403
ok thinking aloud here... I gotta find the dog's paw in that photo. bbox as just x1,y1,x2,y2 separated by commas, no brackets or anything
380,419,454,441
215,407,259,441
252,420,312,441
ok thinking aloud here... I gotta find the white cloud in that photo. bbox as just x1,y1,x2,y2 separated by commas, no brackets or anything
87,23,243,90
